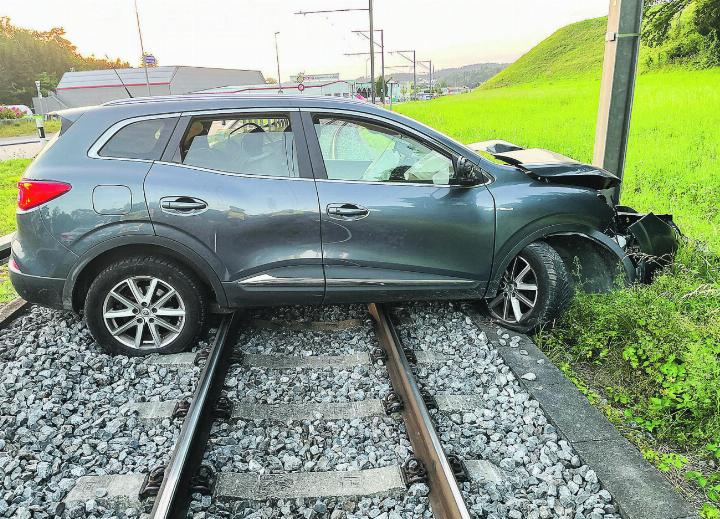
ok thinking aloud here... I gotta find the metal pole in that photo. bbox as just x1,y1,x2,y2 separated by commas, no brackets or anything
368,0,376,103
412,50,416,100
274,32,283,94
380,29,385,104
429,60,433,95
134,0,152,97
593,0,643,204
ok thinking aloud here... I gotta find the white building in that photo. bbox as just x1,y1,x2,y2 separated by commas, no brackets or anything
33,66,266,114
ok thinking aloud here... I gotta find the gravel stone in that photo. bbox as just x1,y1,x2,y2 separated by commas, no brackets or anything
224,363,391,405
194,305,431,518
0,305,208,518
395,302,620,519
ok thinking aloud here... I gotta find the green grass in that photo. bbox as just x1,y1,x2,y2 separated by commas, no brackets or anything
0,119,60,139
396,68,720,252
0,159,25,304
395,40,720,516
0,159,26,236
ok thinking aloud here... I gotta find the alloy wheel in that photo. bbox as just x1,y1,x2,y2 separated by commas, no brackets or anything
488,255,539,323
102,276,186,350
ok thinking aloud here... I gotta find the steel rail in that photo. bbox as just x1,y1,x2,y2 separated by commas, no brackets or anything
368,303,471,519
0,298,28,328
150,312,240,518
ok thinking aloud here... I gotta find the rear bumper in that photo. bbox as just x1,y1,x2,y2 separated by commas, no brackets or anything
9,266,65,310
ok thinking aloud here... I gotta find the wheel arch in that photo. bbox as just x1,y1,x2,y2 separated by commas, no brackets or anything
487,225,635,297
63,236,229,312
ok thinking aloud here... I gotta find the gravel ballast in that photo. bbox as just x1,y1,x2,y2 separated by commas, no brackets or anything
208,417,411,474
0,306,208,518
191,486,432,519
194,304,433,518
396,302,619,519
223,364,391,405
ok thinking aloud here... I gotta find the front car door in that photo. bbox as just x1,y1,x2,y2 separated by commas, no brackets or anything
302,109,496,303
144,109,324,306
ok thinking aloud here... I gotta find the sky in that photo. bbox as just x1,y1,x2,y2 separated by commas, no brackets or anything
2,0,609,81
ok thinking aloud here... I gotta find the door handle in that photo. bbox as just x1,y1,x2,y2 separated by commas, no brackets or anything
327,203,369,219
160,197,208,214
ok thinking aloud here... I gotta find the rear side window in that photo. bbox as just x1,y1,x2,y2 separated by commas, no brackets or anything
177,116,299,178
99,118,177,160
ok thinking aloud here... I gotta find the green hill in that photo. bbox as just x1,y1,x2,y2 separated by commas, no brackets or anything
483,17,607,88
483,0,719,89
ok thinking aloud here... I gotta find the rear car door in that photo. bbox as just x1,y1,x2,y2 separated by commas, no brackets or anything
144,109,324,306
302,110,496,303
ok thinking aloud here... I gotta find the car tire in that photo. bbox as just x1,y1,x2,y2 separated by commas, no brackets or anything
485,241,573,334
84,256,207,356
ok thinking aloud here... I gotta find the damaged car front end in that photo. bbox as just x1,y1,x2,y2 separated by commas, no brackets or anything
471,139,680,284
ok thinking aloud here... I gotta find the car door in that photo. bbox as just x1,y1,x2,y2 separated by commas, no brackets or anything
302,110,496,303
144,109,324,306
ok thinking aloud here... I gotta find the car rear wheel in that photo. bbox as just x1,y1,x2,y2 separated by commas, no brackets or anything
486,241,572,333
84,256,207,356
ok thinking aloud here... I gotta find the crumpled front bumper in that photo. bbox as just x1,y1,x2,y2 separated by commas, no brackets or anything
614,208,680,282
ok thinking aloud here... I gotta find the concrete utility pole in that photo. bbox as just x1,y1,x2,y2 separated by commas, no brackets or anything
368,0,375,103
593,0,644,204
134,0,152,97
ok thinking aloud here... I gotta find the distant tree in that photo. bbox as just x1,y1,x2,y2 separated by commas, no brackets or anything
375,76,387,99
0,17,128,105
694,0,720,40
37,71,58,97
265,77,278,84
642,0,692,47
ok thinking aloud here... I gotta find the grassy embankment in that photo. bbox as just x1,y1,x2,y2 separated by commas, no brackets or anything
396,15,720,517
0,119,60,138
0,159,27,303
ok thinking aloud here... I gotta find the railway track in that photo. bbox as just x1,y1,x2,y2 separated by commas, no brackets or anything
0,232,30,326
0,300,622,518
140,304,474,518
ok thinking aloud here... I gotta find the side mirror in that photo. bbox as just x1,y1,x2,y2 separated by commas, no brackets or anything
455,157,482,186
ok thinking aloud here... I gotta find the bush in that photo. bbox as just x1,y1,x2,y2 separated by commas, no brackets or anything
0,106,23,120
538,242,720,447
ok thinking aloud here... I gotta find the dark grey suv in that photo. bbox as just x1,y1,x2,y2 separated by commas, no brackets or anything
10,95,677,355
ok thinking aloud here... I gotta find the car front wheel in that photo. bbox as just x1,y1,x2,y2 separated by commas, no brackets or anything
486,241,572,333
84,256,207,356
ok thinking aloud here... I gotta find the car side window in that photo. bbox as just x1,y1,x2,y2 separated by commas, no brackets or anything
314,116,454,185
178,116,299,178
99,118,177,160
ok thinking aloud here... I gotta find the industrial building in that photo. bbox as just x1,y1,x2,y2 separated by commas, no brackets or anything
32,66,266,114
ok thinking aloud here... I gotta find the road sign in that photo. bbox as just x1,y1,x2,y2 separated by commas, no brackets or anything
143,54,157,66
297,84,305,92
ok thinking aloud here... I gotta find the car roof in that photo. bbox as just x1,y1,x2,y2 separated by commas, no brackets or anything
102,93,372,112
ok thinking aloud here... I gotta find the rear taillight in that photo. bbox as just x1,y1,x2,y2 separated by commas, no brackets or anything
17,180,71,211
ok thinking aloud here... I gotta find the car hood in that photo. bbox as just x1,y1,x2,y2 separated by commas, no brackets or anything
469,140,620,190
